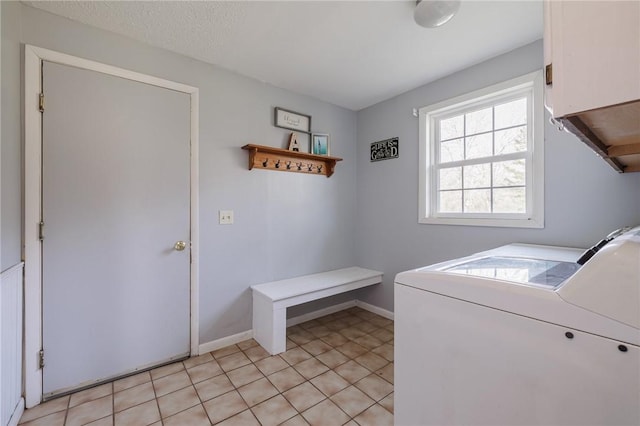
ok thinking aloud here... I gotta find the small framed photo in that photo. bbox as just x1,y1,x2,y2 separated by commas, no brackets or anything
311,133,330,156
274,107,311,133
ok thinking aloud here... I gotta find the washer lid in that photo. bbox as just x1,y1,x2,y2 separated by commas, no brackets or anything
442,256,581,289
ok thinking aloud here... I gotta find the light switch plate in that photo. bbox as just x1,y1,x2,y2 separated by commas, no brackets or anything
219,210,234,225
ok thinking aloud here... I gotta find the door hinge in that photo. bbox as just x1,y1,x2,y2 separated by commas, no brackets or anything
545,64,553,85
39,221,45,241
39,349,45,369
39,93,45,112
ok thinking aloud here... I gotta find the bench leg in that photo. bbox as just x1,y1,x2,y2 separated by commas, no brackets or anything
253,295,287,355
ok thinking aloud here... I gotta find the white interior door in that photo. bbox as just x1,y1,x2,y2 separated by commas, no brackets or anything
41,61,191,397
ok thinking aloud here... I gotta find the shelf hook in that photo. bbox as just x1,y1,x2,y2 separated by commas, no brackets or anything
262,158,269,167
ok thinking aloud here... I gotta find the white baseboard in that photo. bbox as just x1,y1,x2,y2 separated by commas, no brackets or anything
198,330,253,355
286,300,356,327
356,300,394,320
8,398,25,426
198,299,394,355
287,299,394,327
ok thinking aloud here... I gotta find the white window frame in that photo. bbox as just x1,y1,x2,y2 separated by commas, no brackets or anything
418,70,544,228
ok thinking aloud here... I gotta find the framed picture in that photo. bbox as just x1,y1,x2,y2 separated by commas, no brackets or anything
274,107,311,133
311,133,330,156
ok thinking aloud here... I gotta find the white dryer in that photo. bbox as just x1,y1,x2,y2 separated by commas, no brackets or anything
395,227,640,426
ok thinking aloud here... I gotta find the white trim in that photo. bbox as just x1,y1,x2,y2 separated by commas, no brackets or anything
190,91,200,356
198,330,254,354
285,299,394,327
23,45,200,407
7,398,24,426
0,262,25,276
355,300,395,320
286,301,357,327
24,46,42,408
1,263,25,425
28,46,197,94
418,70,544,229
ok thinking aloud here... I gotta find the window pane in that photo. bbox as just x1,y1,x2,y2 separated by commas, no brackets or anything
463,189,491,213
495,98,527,129
495,126,527,155
440,115,464,140
439,167,461,190
494,187,526,213
493,159,526,187
439,190,462,213
463,163,491,189
440,138,463,163
465,133,492,159
465,107,492,135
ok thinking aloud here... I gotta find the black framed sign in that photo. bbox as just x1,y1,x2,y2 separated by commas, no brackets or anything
370,137,399,162
274,107,311,133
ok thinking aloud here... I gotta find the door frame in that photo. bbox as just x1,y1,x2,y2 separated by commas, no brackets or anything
23,45,200,407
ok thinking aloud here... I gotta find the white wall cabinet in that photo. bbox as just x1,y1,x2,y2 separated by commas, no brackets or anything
544,0,640,173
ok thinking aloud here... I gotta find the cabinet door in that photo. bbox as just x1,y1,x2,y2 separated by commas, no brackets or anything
547,0,640,117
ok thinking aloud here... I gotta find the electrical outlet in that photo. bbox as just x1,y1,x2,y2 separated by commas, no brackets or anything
219,210,234,225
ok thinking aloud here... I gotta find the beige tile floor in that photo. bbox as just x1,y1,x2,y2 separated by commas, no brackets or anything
19,307,394,426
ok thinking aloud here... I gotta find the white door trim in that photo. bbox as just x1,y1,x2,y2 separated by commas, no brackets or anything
24,45,200,408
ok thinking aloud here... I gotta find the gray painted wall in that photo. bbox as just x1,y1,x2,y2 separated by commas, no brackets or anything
355,40,640,312
5,4,358,343
1,1,22,271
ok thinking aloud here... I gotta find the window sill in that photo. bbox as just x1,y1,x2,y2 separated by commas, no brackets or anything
419,216,544,229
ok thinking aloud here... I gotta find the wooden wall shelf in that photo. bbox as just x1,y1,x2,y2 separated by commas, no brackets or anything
242,144,343,177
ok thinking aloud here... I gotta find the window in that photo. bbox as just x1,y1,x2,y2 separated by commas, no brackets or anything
418,71,544,228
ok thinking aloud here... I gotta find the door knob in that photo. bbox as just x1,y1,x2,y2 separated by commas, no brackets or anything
174,241,187,251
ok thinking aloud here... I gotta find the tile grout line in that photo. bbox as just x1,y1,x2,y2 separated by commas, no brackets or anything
222,340,334,424
256,349,310,423
288,319,369,423
155,360,206,423
183,355,214,425
218,345,263,425
160,347,251,424
283,329,361,424
226,346,265,423
150,366,163,425
111,382,115,426
63,393,71,426
210,353,256,424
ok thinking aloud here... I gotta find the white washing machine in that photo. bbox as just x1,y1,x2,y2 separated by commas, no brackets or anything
395,227,640,426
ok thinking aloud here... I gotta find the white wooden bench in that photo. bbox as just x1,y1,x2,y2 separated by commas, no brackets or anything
251,267,383,355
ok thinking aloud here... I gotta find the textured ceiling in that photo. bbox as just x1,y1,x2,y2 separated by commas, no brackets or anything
24,1,543,111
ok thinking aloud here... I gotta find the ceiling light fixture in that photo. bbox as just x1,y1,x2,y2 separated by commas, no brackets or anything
414,0,461,28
